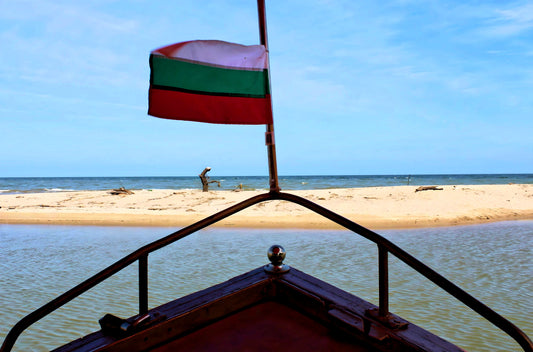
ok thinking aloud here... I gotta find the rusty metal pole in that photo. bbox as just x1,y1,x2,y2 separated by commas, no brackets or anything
378,245,389,317
139,254,148,315
257,0,280,192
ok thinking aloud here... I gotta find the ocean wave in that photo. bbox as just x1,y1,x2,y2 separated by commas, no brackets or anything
0,188,79,195
44,188,76,192
0,174,531,193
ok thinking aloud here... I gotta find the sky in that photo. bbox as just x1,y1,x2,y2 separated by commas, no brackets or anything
1,0,532,177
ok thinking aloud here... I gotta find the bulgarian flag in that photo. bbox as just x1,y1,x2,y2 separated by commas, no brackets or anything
148,40,273,125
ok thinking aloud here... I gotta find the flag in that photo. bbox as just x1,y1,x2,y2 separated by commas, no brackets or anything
149,40,272,125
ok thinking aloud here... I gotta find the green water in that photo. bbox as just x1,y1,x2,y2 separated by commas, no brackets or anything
1,221,532,351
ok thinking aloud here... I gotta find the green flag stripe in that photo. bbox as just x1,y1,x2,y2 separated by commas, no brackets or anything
150,55,270,97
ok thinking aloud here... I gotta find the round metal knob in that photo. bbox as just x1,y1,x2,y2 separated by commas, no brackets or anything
264,245,290,274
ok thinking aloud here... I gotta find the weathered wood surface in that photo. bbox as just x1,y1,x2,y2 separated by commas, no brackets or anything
415,186,443,192
109,187,134,195
198,167,220,192
54,266,465,352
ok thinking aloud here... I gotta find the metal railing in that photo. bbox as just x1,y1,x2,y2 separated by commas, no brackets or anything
1,191,532,352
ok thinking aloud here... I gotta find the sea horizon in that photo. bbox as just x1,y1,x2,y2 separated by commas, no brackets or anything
1,173,532,194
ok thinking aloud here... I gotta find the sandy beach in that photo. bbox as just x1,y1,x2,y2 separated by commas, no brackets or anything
1,184,532,229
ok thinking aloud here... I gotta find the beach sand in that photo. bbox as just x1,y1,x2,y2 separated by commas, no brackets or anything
1,184,532,229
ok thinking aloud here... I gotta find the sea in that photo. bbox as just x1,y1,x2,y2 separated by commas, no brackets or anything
1,173,532,194
1,174,532,351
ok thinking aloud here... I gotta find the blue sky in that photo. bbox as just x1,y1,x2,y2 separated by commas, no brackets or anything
1,0,532,177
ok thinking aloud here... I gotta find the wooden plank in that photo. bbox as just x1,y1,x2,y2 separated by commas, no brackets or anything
54,266,465,352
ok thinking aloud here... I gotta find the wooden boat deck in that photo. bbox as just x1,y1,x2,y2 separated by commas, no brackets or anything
54,266,464,352
153,301,372,352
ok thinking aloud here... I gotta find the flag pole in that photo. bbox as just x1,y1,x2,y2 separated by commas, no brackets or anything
257,0,280,192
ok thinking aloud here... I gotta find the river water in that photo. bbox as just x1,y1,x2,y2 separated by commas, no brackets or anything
1,221,532,351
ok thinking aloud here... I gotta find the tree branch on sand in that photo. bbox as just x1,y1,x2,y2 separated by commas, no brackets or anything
199,167,221,192
415,186,443,192
110,187,134,195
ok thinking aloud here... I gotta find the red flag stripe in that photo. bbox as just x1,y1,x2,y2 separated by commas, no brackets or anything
148,88,273,125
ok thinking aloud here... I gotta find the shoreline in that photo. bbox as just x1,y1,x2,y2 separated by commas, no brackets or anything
1,184,532,229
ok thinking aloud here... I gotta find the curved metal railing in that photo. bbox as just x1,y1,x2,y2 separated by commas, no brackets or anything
1,191,532,352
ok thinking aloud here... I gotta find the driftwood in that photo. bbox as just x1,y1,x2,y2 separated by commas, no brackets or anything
232,184,245,192
110,187,134,195
415,186,443,192
199,167,220,192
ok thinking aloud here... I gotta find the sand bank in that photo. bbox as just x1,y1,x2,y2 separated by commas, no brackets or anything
1,184,532,229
